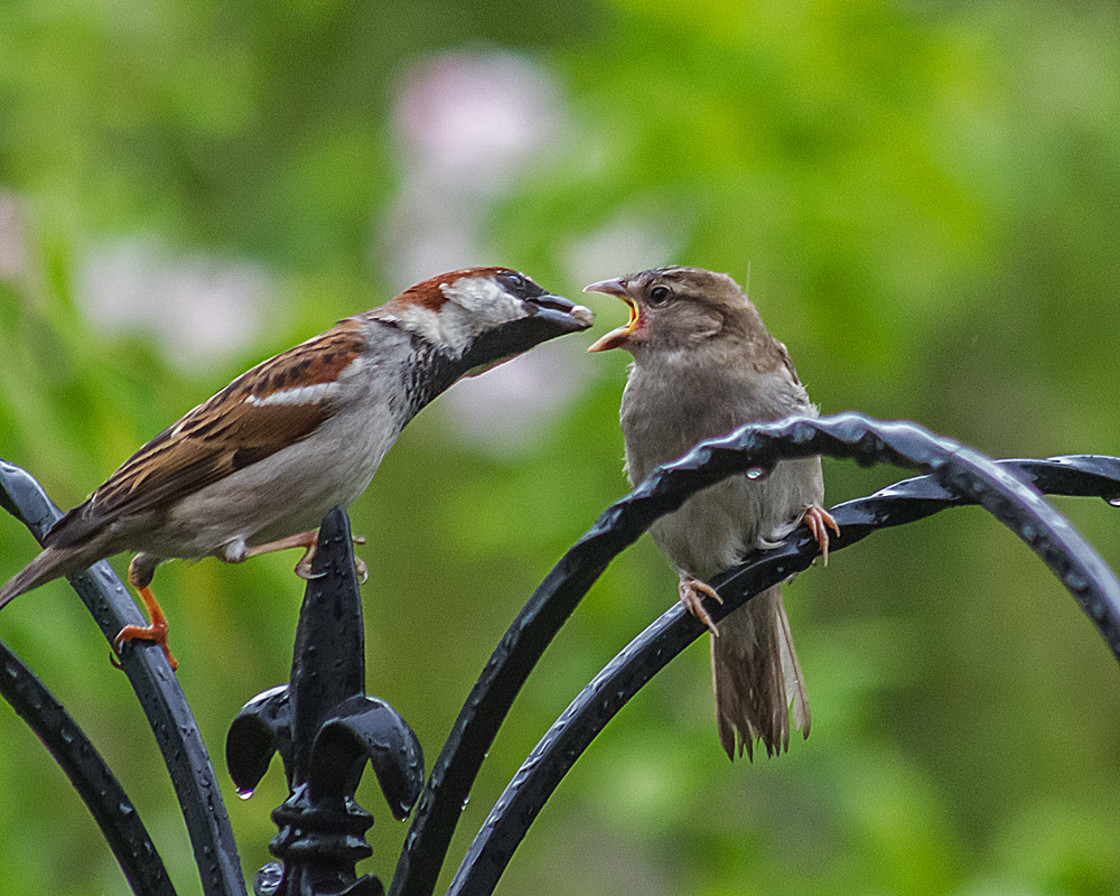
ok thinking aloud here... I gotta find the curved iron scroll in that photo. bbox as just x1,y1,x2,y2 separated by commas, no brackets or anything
3,417,1118,896
390,414,1120,896
448,452,1120,895
0,460,246,896
0,639,174,895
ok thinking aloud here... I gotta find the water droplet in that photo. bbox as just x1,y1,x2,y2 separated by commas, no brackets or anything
1065,571,1089,592
745,466,770,481
1108,497,1120,508
237,787,255,801
460,795,471,811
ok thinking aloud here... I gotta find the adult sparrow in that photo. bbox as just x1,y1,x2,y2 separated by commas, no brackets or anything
586,266,836,760
1,267,593,670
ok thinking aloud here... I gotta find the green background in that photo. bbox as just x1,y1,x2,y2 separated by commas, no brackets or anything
1,1,1119,893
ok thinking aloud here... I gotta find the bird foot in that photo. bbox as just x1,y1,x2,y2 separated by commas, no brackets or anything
803,504,841,566
679,577,722,636
244,529,367,582
293,542,320,579
353,545,369,584
112,585,178,672
293,534,368,582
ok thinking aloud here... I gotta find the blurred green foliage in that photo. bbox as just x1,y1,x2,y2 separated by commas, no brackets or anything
1,0,1119,894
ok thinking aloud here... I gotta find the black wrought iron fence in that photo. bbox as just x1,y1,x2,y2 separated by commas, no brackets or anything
2,413,1118,896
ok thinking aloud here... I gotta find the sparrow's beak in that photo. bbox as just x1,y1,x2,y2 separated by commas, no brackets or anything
458,291,594,378
527,293,596,332
583,279,639,353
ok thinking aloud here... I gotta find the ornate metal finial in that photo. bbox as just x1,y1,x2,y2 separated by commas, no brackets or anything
227,507,424,896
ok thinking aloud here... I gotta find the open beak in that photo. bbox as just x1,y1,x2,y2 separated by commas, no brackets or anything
583,279,640,353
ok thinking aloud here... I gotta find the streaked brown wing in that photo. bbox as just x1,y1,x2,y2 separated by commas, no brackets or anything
91,400,332,515
49,321,367,546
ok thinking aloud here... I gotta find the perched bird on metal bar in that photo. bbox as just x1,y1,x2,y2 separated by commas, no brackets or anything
0,267,594,670
585,266,836,760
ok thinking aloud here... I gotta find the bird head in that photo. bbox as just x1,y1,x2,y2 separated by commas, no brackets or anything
377,267,594,377
583,266,751,355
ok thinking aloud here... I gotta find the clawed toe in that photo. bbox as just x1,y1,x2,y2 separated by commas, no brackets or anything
679,578,722,636
803,504,840,566
294,543,320,579
293,534,367,582
112,584,179,671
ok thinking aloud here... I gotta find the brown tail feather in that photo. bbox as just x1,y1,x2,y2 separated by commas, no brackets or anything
710,585,810,761
0,545,94,610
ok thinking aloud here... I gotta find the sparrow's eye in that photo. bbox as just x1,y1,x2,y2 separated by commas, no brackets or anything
648,285,672,306
501,271,528,293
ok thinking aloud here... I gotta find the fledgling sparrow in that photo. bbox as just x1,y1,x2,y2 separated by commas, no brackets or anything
586,266,836,760
1,267,594,670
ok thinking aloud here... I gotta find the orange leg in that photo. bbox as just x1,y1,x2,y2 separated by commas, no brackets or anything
679,577,723,637
113,584,178,672
803,504,841,566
